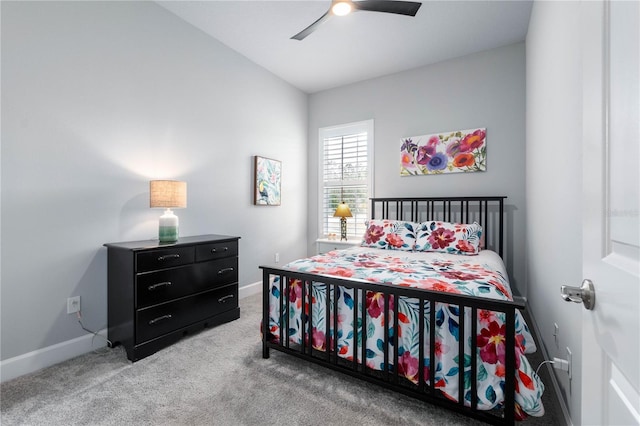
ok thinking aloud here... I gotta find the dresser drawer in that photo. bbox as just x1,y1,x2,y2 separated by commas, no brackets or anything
136,265,194,309
136,284,238,343
136,257,237,308
195,257,238,288
196,240,238,262
136,246,194,272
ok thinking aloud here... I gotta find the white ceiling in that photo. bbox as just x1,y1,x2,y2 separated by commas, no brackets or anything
157,1,533,94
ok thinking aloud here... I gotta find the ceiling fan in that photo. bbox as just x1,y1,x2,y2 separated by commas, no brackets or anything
291,0,422,41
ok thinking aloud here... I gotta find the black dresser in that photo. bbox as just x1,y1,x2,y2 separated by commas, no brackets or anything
104,234,240,361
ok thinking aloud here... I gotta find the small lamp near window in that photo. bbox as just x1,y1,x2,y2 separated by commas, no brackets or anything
150,180,187,243
333,202,353,241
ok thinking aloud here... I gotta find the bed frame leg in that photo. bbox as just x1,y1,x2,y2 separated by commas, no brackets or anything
262,268,271,359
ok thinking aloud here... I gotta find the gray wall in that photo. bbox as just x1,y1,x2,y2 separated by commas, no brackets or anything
526,1,583,422
308,43,528,296
1,1,308,361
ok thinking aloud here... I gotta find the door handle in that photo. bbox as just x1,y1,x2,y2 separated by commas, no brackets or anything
561,279,596,310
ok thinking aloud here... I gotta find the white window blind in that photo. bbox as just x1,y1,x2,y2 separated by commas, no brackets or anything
319,120,373,239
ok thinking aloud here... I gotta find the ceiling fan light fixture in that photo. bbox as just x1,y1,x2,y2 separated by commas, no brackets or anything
291,0,422,40
332,1,352,16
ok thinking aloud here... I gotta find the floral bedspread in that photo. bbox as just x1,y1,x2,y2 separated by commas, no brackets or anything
267,247,545,418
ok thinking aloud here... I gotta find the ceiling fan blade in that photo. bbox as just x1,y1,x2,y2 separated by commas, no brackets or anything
291,10,332,40
353,0,422,16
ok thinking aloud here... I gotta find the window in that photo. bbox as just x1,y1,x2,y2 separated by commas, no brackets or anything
319,120,374,240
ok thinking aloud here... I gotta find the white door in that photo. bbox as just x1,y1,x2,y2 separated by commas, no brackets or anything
581,1,640,425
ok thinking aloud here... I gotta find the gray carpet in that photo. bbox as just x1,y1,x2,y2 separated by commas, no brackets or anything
1,294,563,425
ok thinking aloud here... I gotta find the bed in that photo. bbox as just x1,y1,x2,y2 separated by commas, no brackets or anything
260,196,544,425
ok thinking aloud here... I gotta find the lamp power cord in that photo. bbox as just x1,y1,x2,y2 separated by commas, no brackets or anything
76,311,113,354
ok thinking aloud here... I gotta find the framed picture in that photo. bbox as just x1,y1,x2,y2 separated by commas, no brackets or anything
254,156,282,206
400,128,487,176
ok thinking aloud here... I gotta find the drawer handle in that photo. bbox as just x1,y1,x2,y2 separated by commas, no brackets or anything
148,314,172,325
217,267,234,275
158,254,180,261
148,281,172,291
218,294,234,303
211,247,229,254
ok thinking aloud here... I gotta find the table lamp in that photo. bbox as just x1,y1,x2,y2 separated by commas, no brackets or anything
333,202,353,241
150,180,187,243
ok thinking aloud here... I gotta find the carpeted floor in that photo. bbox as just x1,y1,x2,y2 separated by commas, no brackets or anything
1,293,564,425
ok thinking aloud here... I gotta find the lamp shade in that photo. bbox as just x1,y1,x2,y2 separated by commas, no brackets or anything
333,202,353,218
150,180,187,208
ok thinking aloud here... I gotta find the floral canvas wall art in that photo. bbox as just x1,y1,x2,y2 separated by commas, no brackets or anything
254,156,281,205
400,128,486,176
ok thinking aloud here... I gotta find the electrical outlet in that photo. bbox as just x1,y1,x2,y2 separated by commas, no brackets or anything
566,347,572,379
553,357,569,372
275,253,280,263
67,296,80,314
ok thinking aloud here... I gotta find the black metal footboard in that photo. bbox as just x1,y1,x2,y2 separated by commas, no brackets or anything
261,266,525,425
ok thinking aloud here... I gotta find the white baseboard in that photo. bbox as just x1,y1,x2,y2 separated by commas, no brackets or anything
1,330,108,383
239,280,261,299
1,281,263,383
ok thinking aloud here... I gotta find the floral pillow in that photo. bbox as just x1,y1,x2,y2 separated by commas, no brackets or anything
361,220,417,251
415,221,483,255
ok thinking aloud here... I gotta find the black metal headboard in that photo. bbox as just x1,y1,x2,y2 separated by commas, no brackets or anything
370,196,507,258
